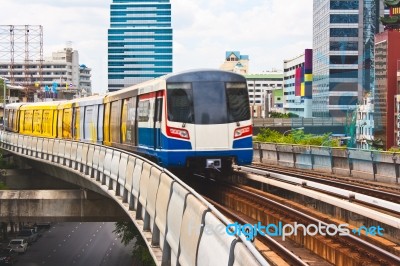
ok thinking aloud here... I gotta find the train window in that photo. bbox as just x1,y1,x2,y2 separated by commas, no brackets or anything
138,100,150,122
167,83,194,123
226,82,251,122
192,81,227,124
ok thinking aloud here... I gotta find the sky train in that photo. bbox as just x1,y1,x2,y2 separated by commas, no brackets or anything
4,69,253,173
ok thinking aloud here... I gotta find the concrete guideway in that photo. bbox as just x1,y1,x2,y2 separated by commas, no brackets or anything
0,132,268,266
0,189,129,222
254,142,400,183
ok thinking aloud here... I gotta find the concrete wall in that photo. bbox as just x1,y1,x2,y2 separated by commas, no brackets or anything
254,142,400,183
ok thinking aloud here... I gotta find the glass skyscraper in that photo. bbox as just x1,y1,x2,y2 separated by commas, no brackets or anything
108,0,173,91
312,0,384,117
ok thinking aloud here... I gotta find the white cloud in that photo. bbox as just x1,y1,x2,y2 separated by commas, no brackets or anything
1,0,313,93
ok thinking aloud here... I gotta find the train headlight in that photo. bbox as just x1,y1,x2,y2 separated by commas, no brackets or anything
167,126,190,140
234,125,252,139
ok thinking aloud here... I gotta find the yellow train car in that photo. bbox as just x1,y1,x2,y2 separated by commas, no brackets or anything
19,102,62,138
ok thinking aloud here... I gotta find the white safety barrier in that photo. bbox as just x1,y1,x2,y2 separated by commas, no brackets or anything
130,159,143,211
179,194,208,266
116,153,128,197
232,242,262,266
86,145,95,177
74,142,83,171
58,140,66,165
27,137,33,155
197,212,236,265
64,141,72,167
0,132,268,266
123,156,136,206
97,147,106,182
138,163,151,221
110,150,121,191
146,167,162,232
166,182,189,266
36,138,43,159
80,144,89,173
103,149,113,186
70,142,78,169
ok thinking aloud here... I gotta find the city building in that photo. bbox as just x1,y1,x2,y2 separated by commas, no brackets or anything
283,49,313,118
244,72,284,118
0,47,92,102
312,0,385,118
107,0,173,91
220,51,249,74
356,94,376,149
374,26,400,149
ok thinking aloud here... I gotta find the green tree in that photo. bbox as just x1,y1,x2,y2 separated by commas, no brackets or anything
113,221,156,266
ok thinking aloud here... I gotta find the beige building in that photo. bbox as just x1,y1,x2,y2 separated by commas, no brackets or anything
0,46,92,102
220,51,249,74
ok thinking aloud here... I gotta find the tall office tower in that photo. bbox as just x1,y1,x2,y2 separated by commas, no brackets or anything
107,0,173,92
312,0,384,117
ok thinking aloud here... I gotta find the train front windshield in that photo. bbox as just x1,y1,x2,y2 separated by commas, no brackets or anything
167,82,250,124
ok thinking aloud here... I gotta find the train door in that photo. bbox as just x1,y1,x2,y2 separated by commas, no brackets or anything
154,91,163,149
104,103,111,146
110,100,122,146
126,97,137,146
72,107,80,140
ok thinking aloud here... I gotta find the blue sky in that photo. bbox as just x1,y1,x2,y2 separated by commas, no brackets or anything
1,0,313,93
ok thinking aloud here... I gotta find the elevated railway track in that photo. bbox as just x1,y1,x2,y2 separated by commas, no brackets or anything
182,163,400,265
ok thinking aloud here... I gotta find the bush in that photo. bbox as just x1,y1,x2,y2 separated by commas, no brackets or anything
255,128,339,147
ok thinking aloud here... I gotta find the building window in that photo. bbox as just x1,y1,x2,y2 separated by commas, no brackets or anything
330,28,358,37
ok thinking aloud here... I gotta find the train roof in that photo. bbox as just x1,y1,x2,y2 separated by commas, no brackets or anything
104,69,244,102
164,69,247,82
57,95,105,109
19,101,66,110
5,102,25,110
105,77,165,103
